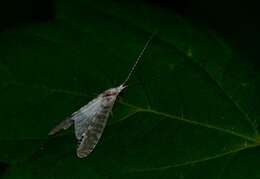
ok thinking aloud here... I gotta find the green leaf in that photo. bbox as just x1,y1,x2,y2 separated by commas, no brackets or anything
1,0,260,178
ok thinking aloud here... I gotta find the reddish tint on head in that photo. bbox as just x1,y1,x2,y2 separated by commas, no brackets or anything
103,91,117,97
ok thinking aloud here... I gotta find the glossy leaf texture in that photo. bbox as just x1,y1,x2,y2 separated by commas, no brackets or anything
0,0,260,178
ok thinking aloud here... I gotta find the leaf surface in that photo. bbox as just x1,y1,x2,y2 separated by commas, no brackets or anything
1,0,260,178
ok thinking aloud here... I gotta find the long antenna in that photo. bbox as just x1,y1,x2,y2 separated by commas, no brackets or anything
122,31,156,86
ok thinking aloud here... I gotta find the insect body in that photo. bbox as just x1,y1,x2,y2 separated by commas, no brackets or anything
48,33,155,158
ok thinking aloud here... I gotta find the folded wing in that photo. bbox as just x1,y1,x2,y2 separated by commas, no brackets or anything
72,97,102,140
48,117,74,135
76,108,111,158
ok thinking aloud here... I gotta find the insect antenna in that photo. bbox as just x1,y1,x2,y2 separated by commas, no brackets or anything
122,31,157,86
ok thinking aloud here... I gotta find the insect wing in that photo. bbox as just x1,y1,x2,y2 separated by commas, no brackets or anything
76,111,110,158
72,96,102,140
48,117,73,135
76,95,117,158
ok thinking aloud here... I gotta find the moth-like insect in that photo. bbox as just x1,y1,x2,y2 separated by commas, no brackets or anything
48,33,155,158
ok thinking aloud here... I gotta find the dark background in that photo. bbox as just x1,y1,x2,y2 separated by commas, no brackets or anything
0,0,259,175
0,0,259,62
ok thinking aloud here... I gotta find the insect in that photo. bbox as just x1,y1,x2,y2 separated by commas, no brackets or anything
48,32,156,158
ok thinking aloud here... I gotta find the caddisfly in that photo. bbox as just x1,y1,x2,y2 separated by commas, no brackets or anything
48,33,156,158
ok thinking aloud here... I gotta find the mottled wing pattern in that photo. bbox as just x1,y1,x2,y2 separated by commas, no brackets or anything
48,97,101,137
76,96,116,158
48,117,74,135
72,97,102,140
48,85,124,158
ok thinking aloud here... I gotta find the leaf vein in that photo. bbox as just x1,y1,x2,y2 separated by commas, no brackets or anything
125,143,259,173
120,101,256,142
